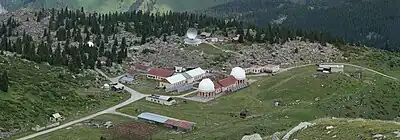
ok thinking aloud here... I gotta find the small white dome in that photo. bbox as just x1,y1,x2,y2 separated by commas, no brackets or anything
198,78,215,92
230,67,246,80
87,41,94,47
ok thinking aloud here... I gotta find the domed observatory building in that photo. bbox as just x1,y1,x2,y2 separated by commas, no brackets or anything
198,78,216,98
184,28,202,46
227,67,248,92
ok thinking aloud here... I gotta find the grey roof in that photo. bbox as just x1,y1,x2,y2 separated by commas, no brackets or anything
137,112,175,123
181,72,192,79
119,75,135,82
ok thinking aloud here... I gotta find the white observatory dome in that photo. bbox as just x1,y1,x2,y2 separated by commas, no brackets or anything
230,67,246,80
198,78,215,92
186,28,198,39
87,41,94,47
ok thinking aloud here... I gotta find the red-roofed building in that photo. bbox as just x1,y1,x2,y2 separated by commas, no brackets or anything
131,62,150,73
218,75,238,92
164,119,195,132
214,82,222,94
147,68,174,80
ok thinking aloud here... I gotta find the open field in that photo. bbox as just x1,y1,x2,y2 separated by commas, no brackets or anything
117,65,400,139
127,75,162,95
30,114,157,140
291,118,400,140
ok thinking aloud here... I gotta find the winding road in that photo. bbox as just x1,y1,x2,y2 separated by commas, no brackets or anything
17,63,398,140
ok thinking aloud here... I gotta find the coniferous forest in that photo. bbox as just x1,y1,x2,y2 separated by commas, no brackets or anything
0,7,345,73
206,0,400,52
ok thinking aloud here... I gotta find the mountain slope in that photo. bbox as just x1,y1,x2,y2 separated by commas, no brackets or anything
205,0,400,51
0,0,233,13
0,0,137,13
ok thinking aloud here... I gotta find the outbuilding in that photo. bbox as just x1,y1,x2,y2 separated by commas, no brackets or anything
119,75,135,84
49,113,64,123
111,83,124,92
145,94,176,106
137,112,195,132
318,64,344,73
164,119,195,132
138,112,174,124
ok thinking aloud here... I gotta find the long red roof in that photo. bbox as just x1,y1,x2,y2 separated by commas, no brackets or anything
147,68,173,77
164,119,194,129
214,82,222,89
218,75,237,87
134,62,148,70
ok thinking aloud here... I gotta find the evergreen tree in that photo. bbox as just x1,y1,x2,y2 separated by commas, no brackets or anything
0,70,9,92
96,60,102,69
105,57,112,67
255,31,262,43
162,34,167,42
238,34,244,43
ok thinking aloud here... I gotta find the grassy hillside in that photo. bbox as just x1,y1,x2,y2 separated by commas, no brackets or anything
291,118,400,140
0,55,129,134
150,0,233,12
115,62,400,139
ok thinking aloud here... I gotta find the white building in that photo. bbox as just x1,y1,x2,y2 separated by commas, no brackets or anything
231,67,247,84
198,67,248,98
210,38,218,42
87,41,94,47
161,74,187,88
185,67,206,82
49,113,64,123
160,67,206,92
198,78,216,98
102,84,110,90
245,65,280,74
111,83,124,92
318,64,344,73
145,94,176,106
174,66,186,73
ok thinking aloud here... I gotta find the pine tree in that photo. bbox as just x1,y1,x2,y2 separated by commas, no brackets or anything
162,34,167,42
238,34,244,43
105,57,112,67
0,70,9,92
96,60,102,69
255,31,262,43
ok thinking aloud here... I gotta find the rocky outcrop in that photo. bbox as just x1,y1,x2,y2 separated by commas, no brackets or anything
241,133,263,140
282,122,316,140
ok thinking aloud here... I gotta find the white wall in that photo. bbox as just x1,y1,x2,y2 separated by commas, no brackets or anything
145,97,176,106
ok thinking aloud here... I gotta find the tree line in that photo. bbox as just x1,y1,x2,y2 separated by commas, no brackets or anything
0,7,345,74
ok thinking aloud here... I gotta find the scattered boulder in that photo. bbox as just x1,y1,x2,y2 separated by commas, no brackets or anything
393,131,400,137
372,134,387,140
241,133,262,140
325,126,334,130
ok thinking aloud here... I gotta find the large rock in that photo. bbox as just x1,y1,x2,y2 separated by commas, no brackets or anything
241,133,263,140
